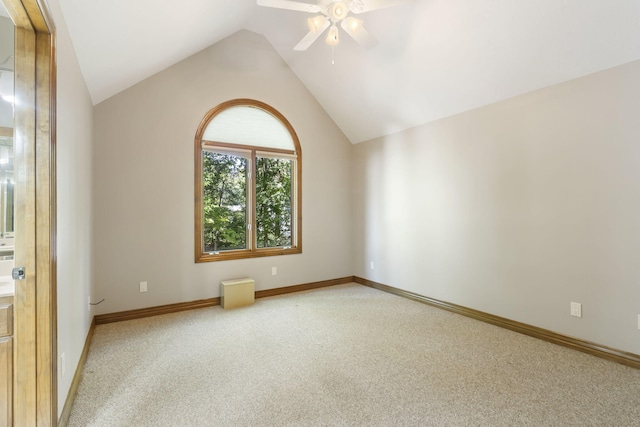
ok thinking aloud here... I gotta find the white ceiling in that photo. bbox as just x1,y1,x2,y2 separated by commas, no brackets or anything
57,0,640,143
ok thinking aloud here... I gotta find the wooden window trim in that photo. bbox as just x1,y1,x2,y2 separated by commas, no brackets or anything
202,140,296,157
194,99,302,262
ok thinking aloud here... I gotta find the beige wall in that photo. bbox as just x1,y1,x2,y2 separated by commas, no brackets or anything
353,59,640,355
48,0,95,418
92,30,353,314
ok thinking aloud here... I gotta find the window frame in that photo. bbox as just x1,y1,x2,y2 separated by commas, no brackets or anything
194,99,302,262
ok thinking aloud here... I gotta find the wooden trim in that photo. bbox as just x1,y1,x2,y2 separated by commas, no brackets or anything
22,0,53,33
0,297,12,337
12,20,39,427
194,124,203,261
354,276,640,370
0,296,12,426
202,140,296,156
58,317,95,427
35,25,57,425
0,336,12,426
96,277,355,325
194,99,302,263
196,247,302,263
0,127,11,138
255,276,354,299
95,298,221,325
250,149,256,253
3,0,32,29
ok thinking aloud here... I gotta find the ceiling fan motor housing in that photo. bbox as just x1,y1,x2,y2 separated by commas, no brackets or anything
328,2,350,21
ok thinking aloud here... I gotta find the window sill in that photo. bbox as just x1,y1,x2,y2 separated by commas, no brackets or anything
195,247,301,263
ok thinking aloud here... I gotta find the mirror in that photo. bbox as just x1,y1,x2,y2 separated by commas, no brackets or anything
0,132,12,237
0,10,14,262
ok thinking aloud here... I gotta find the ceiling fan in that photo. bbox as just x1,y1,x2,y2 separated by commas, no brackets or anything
257,0,410,51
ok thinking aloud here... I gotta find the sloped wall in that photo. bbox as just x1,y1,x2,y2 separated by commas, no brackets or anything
92,30,353,314
353,60,640,354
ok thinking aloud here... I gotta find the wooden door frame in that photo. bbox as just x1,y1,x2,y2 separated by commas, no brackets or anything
3,0,56,425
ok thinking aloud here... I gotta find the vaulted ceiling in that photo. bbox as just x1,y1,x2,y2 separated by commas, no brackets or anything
56,0,640,143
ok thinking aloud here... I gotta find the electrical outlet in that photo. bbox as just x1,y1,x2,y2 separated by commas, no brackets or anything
140,281,148,293
60,353,66,378
88,296,91,312
370,261,375,270
570,302,582,318
272,267,277,276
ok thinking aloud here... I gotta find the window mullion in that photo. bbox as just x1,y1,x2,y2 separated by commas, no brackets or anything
249,150,257,252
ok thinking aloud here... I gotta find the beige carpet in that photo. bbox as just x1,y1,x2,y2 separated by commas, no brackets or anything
67,283,640,426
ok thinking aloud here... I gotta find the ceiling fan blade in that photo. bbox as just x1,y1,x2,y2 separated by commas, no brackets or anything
257,0,321,13
341,20,378,48
349,0,411,14
294,20,330,51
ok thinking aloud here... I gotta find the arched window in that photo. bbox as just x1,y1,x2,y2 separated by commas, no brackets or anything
194,99,302,262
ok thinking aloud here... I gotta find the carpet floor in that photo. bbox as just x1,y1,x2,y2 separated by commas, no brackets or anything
67,283,640,426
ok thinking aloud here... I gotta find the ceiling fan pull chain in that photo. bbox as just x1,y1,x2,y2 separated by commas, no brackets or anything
332,45,335,65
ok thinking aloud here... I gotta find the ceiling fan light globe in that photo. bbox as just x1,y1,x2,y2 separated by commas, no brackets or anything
344,17,363,34
307,15,326,33
325,25,340,46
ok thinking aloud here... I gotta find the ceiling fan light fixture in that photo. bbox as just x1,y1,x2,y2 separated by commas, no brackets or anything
343,16,363,34
325,25,339,46
307,15,326,32
329,2,349,21
258,0,399,53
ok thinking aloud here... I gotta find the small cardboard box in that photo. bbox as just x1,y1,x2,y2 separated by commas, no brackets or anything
220,278,255,309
